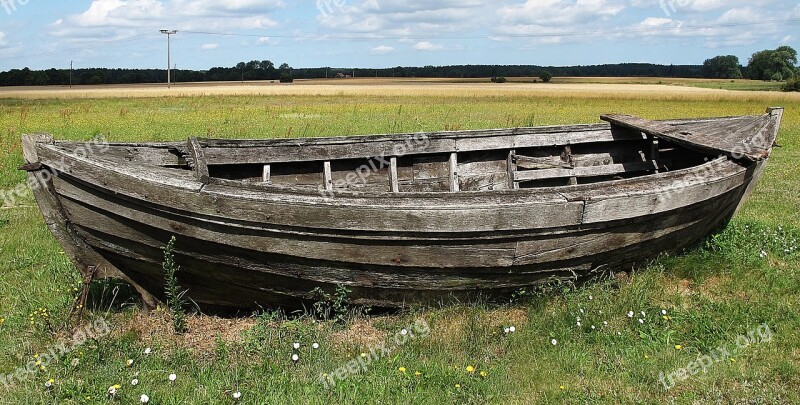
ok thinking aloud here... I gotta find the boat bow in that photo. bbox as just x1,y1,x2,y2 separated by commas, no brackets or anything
602,107,783,161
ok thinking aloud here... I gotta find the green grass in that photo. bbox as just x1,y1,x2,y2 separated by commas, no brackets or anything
684,80,786,92
0,87,799,403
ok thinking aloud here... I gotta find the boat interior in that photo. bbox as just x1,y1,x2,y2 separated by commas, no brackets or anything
56,121,721,193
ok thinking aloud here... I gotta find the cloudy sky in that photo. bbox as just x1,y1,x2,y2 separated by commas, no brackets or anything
0,0,797,70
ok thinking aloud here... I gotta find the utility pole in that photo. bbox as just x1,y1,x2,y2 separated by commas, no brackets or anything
160,30,177,88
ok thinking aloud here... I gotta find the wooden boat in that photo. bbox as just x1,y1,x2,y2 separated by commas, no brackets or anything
20,107,783,310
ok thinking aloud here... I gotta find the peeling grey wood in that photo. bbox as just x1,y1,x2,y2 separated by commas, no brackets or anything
602,110,779,161
323,161,333,191
449,152,459,192
262,165,271,184
389,157,399,193
187,137,210,182
514,160,665,182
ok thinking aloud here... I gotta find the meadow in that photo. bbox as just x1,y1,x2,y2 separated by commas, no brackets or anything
0,79,799,404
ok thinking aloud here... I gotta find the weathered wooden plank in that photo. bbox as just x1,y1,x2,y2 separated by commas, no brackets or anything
514,188,741,265
101,146,184,166
389,157,399,193
514,160,662,182
650,138,660,173
449,152,459,192
200,125,649,165
514,154,571,170
564,146,577,185
187,137,210,182
460,173,509,191
577,164,748,224
601,112,776,161
262,165,271,184
507,150,517,190
57,194,519,269
323,161,333,191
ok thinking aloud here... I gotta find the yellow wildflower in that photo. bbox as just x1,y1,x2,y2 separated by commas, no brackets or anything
466,365,475,373
398,367,406,373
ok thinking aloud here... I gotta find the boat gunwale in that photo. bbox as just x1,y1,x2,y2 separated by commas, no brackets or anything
37,140,749,208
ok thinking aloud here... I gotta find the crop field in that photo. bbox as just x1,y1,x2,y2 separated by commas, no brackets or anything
0,79,799,404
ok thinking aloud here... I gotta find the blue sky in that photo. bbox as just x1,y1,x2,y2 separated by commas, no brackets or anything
0,0,797,71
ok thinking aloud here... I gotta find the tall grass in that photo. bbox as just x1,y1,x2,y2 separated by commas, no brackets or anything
0,83,798,403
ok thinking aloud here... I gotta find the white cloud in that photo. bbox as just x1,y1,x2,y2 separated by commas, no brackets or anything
201,43,218,50
491,0,626,44
0,32,6,47
370,45,395,55
413,41,444,51
781,35,793,45
256,36,274,45
498,0,625,26
51,0,283,39
316,0,489,38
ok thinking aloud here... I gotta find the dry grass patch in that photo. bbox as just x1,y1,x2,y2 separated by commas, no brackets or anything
329,318,384,350
124,311,255,357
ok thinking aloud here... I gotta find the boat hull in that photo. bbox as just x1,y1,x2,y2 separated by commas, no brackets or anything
20,110,780,309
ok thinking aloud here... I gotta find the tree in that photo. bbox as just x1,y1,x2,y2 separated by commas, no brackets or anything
279,72,294,83
747,46,798,81
702,55,743,79
539,70,553,83
784,73,800,92
279,63,291,71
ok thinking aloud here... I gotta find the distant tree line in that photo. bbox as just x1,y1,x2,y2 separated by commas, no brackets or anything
0,62,705,87
1,46,797,90
0,60,295,86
